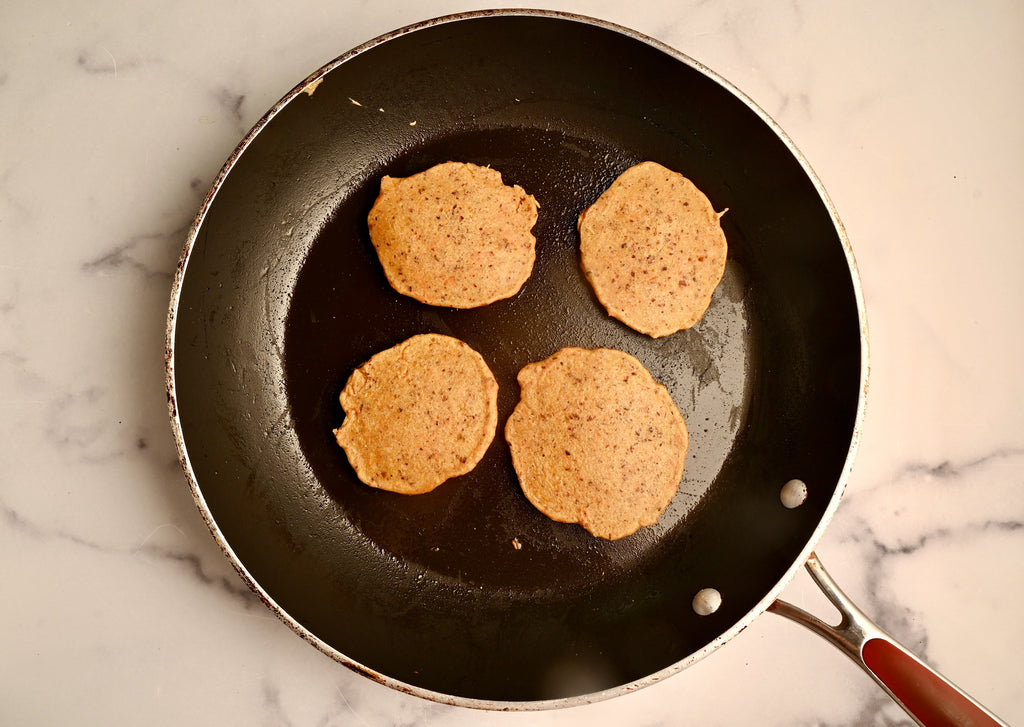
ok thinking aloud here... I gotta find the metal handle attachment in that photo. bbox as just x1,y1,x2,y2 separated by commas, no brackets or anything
768,553,1006,727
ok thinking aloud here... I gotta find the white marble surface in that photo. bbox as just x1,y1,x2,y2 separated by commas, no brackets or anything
2,1,1022,725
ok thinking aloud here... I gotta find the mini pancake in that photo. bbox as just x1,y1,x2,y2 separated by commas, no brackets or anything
367,161,539,308
333,333,499,495
505,347,689,540
578,161,728,337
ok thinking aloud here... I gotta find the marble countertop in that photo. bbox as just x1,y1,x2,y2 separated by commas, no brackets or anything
3,2,1022,725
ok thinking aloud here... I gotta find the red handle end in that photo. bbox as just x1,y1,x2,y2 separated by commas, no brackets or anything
862,638,1000,727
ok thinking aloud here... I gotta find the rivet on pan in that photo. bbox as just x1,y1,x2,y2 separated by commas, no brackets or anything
780,478,808,509
692,588,722,616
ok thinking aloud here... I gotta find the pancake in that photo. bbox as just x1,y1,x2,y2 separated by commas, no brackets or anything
333,333,499,494
505,347,689,540
578,161,728,337
367,161,539,308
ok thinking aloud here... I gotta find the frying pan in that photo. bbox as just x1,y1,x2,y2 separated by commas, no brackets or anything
165,10,1004,725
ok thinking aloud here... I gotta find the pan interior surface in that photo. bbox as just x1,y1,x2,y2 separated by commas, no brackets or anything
171,13,863,705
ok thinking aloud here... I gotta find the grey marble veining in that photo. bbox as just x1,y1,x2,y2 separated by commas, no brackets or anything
1,1,1022,725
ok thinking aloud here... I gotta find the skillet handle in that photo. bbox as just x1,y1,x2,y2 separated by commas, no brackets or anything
768,553,1006,727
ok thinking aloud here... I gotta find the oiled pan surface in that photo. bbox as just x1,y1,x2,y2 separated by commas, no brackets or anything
170,12,863,703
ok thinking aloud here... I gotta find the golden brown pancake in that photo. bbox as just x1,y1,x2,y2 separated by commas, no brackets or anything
367,161,538,308
505,347,689,540
333,333,498,494
578,161,728,337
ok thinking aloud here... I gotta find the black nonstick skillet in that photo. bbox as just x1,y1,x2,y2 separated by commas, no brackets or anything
166,11,1004,725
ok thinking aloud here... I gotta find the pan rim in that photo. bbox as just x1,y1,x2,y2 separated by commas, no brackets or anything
164,7,870,710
